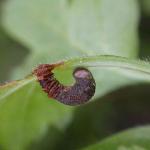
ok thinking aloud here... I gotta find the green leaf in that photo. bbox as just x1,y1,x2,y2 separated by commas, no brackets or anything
2,0,139,56
2,0,140,99
82,126,150,150
1,0,141,149
0,75,73,150
0,55,150,149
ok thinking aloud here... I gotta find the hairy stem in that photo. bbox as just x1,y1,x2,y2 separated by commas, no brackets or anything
65,55,150,81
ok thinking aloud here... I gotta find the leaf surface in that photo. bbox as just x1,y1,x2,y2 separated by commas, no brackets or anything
83,126,150,150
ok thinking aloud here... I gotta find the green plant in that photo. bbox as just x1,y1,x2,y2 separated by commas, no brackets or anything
0,0,150,150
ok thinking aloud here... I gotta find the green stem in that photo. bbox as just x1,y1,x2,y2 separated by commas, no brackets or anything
64,55,150,81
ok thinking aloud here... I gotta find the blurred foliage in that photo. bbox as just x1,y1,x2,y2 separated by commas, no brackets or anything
0,0,150,150
0,27,28,81
84,126,150,150
140,0,150,16
0,0,28,82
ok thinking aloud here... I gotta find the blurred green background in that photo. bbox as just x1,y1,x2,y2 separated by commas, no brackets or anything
0,0,150,150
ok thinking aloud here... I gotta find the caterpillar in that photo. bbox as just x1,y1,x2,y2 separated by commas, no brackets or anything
33,62,96,106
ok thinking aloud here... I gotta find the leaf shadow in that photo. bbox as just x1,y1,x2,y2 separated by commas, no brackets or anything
55,83,150,150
